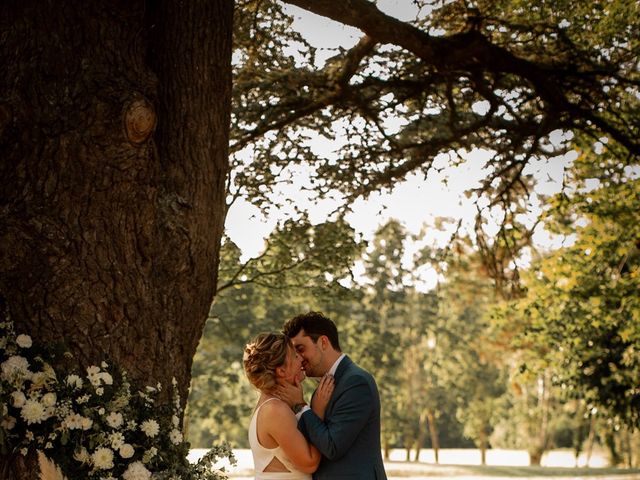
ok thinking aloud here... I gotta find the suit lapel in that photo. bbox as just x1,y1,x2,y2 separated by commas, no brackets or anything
333,355,352,383
324,355,352,415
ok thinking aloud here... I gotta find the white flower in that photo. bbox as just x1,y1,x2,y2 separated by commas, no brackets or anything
31,371,50,388
109,432,125,449
11,391,26,408
76,394,90,404
1,416,16,430
142,447,157,463
105,412,123,428
1,355,30,381
98,407,105,415
122,461,151,480
66,374,83,388
80,416,93,430
96,387,104,396
91,447,114,470
63,412,92,430
20,399,48,424
169,429,183,445
16,334,32,348
140,419,159,438
119,443,134,459
42,393,57,407
172,415,180,427
87,366,102,387
74,447,90,464
100,372,113,385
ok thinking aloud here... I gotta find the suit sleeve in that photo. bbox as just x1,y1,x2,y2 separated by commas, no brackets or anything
299,373,373,461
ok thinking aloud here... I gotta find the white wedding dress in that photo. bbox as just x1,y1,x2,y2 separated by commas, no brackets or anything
248,398,312,480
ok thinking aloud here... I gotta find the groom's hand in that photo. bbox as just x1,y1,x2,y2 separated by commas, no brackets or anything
275,377,305,408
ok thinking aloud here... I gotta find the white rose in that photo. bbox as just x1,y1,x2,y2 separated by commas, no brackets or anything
11,391,26,408
119,443,135,458
16,334,32,348
122,461,151,480
42,393,57,407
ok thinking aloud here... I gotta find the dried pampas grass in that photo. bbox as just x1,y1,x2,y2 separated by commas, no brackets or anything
38,452,66,480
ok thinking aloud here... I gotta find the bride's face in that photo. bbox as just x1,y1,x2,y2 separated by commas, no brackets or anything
283,346,305,384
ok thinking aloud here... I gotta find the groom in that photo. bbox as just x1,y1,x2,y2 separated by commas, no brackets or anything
279,311,387,479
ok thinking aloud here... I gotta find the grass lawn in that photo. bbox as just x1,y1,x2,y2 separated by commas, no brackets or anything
383,461,640,478
190,449,640,479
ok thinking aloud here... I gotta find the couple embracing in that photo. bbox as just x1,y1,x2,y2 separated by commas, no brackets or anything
243,311,387,479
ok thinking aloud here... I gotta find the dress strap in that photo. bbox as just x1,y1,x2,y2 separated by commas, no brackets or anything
256,397,279,412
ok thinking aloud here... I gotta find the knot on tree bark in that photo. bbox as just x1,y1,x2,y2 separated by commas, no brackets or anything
123,97,156,144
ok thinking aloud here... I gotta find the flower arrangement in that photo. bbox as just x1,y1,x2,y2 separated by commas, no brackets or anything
0,318,235,479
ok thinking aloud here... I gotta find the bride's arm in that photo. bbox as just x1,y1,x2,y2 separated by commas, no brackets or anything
263,400,321,473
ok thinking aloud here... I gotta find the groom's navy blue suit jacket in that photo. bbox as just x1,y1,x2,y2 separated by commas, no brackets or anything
298,356,387,479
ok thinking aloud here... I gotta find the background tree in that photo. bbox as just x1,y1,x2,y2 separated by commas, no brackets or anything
496,146,640,428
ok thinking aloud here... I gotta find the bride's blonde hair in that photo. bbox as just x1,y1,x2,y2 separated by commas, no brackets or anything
243,332,291,392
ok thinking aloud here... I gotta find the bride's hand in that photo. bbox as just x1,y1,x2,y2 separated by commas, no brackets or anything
311,374,334,420
275,377,305,408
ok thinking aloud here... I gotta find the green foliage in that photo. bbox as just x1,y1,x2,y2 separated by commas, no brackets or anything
231,0,639,230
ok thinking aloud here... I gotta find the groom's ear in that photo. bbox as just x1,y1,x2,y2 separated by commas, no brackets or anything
319,335,330,351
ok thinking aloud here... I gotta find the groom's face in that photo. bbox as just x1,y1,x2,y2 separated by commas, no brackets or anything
291,329,326,378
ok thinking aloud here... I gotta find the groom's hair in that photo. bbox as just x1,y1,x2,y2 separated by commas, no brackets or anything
283,311,341,351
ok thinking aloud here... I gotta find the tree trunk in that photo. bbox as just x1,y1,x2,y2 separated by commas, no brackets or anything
0,0,233,476
383,437,391,461
529,447,543,466
414,410,428,462
426,410,440,464
585,414,597,467
478,429,488,466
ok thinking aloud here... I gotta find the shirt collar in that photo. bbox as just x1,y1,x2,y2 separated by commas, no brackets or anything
328,353,346,377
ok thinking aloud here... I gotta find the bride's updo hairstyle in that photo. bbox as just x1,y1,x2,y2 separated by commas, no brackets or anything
243,332,291,393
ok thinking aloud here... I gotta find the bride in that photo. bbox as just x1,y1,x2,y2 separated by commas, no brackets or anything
243,332,334,479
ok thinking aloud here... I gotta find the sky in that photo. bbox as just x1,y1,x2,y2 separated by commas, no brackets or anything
223,1,575,290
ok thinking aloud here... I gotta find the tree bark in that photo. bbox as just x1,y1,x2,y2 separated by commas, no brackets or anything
0,0,232,476
426,410,440,464
478,429,488,466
